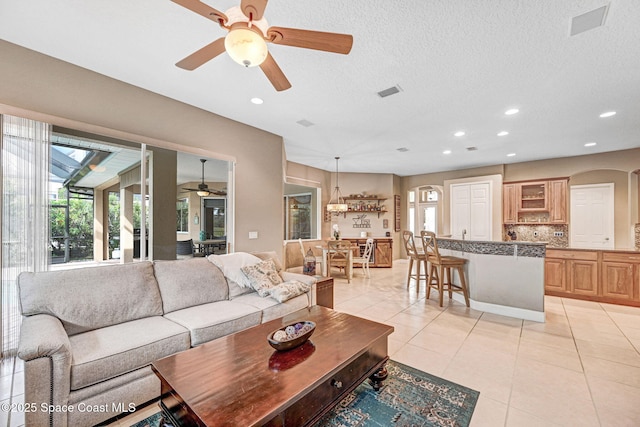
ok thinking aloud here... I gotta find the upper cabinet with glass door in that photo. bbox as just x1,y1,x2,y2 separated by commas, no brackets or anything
503,178,568,224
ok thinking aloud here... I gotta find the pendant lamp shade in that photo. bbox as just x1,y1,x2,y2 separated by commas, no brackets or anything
326,157,348,213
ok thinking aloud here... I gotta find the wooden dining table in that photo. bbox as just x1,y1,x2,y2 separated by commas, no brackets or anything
193,239,226,256
316,241,358,280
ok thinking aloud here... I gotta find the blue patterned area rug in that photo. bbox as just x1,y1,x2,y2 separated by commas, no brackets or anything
131,360,479,427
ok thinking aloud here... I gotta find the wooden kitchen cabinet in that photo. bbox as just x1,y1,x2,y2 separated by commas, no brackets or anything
548,179,568,223
544,257,567,292
601,252,640,301
545,249,640,307
545,249,598,296
569,259,598,296
502,183,517,224
503,178,568,224
518,181,548,212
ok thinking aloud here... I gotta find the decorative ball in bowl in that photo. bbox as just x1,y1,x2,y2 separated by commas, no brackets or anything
267,321,316,351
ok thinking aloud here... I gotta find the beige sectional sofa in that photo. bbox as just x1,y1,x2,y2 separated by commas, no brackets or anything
17,252,316,427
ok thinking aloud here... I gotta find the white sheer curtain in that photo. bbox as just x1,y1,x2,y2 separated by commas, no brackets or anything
1,115,50,358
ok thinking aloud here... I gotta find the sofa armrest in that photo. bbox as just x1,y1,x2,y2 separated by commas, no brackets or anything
18,314,72,427
18,314,71,361
280,272,317,285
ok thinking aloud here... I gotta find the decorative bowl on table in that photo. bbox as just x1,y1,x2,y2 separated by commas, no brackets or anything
267,321,316,351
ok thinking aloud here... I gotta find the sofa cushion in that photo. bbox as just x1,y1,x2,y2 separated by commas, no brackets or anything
208,252,261,289
241,258,283,297
68,316,190,390
163,301,262,346
18,262,163,336
232,292,311,323
251,251,284,272
270,280,312,303
154,257,229,313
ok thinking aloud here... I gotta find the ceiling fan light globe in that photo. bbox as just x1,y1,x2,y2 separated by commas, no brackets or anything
197,190,210,197
225,28,268,68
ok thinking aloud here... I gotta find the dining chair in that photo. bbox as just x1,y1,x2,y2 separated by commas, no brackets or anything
352,238,374,278
298,238,322,274
326,239,353,283
421,230,470,307
401,231,428,290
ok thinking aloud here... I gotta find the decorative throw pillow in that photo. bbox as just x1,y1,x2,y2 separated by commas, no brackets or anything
209,252,261,289
270,280,312,303
241,258,283,297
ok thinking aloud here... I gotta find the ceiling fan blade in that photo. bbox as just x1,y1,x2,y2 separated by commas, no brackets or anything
171,0,227,24
240,0,268,21
176,38,226,70
267,27,353,54
259,52,291,92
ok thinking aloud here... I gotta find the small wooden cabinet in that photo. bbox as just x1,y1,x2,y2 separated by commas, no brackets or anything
373,239,392,267
503,178,568,224
545,249,640,306
344,237,393,268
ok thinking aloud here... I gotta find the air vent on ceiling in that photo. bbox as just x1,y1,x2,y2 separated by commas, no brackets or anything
377,85,402,98
570,5,609,36
396,147,409,152
466,146,478,151
296,119,315,127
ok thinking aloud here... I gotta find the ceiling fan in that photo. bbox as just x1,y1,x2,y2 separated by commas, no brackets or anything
171,0,353,91
182,159,227,197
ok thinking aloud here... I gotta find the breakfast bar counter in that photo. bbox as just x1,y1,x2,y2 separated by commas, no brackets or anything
435,237,546,322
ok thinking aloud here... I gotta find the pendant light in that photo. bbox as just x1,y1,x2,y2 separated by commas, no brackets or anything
326,157,348,213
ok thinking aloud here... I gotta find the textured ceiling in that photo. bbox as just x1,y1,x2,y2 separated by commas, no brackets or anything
1,0,639,176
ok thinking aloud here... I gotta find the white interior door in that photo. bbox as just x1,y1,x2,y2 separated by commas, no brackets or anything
450,184,470,239
470,183,491,240
570,183,614,249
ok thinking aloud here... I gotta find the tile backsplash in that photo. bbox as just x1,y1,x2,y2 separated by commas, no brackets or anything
503,224,569,248
635,224,640,250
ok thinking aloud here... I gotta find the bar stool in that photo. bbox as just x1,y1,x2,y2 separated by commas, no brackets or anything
421,230,470,307
402,231,428,290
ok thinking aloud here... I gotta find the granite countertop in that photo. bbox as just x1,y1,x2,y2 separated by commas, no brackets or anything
437,237,546,246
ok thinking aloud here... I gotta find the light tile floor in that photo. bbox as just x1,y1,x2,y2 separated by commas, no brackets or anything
2,259,640,426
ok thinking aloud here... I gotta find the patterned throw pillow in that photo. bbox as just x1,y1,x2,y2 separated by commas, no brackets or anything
270,280,312,303
241,258,283,297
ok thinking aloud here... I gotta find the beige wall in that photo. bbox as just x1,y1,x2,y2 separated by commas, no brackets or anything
0,40,285,257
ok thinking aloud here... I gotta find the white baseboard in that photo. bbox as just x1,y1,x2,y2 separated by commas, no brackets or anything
451,294,545,323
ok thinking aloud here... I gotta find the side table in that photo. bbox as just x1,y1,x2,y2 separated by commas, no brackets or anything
315,276,334,309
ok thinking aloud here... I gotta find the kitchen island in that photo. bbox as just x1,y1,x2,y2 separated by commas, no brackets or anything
435,237,546,322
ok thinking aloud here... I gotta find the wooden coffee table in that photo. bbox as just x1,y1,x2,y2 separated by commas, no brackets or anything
151,306,394,426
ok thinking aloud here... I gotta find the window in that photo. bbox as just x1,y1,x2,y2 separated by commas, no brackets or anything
284,183,320,240
285,193,312,239
176,198,188,233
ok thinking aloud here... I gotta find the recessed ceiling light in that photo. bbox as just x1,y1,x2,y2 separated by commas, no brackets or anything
443,150,452,155
506,153,516,157
497,131,509,136
250,97,263,105
454,131,465,137
505,108,519,115
584,142,597,147
599,111,616,118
